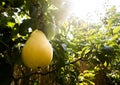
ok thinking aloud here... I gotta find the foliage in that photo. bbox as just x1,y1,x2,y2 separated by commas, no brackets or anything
0,0,120,85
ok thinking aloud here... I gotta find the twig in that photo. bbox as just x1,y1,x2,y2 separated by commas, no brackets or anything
0,40,9,48
66,57,88,65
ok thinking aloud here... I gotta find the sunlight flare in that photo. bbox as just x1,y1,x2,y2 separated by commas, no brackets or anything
69,0,105,23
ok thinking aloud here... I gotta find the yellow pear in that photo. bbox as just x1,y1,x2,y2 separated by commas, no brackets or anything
22,29,53,69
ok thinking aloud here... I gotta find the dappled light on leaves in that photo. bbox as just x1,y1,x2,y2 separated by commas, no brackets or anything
0,0,120,85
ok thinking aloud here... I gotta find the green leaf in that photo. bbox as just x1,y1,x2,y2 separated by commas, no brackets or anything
113,26,120,34
6,22,15,28
104,61,107,67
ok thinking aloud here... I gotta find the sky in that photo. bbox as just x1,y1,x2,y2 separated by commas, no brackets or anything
69,0,120,23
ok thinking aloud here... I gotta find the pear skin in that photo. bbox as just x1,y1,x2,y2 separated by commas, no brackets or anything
22,29,53,69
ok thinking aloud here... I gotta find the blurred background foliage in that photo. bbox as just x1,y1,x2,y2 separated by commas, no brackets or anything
0,0,120,85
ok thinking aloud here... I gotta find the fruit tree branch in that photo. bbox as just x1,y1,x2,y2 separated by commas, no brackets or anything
15,57,87,81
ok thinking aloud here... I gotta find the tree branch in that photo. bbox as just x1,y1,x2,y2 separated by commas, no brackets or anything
66,57,88,65
15,57,87,81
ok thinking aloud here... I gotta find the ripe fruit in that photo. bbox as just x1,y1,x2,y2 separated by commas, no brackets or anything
22,29,53,69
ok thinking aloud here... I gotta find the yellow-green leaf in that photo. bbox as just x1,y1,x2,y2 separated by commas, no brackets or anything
7,22,15,28
113,26,120,34
104,61,107,67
